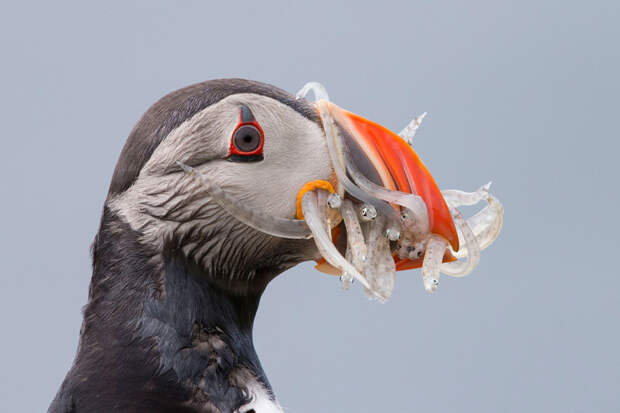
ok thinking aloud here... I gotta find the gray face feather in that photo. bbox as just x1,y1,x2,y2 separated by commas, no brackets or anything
108,78,319,197
108,89,332,289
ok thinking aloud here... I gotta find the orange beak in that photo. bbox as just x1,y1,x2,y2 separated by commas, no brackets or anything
323,101,459,271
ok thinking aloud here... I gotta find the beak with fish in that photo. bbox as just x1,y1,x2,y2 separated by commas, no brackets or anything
178,82,503,301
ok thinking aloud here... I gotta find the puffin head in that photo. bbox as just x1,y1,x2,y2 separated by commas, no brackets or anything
106,79,457,296
107,79,337,296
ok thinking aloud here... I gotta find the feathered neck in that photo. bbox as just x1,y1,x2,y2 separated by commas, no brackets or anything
49,207,278,412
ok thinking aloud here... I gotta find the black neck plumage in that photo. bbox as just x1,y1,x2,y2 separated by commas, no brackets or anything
49,207,271,413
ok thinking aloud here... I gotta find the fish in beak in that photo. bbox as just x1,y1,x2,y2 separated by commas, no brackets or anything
323,101,460,250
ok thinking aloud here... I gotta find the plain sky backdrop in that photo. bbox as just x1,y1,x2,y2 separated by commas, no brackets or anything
1,1,618,412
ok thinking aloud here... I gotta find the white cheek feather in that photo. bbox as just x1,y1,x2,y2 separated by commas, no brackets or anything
219,93,333,222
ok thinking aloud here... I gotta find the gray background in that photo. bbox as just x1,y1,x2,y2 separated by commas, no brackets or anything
1,1,618,412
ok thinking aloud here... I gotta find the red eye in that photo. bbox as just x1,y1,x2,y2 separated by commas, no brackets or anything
229,105,264,162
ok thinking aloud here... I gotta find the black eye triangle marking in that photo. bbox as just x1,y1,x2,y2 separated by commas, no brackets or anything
240,104,255,123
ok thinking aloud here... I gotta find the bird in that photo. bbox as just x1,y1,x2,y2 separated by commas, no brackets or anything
48,78,457,413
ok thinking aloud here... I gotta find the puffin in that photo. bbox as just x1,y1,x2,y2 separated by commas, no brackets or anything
48,79,459,413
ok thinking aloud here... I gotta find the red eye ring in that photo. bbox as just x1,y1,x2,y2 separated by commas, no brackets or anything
229,106,264,159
